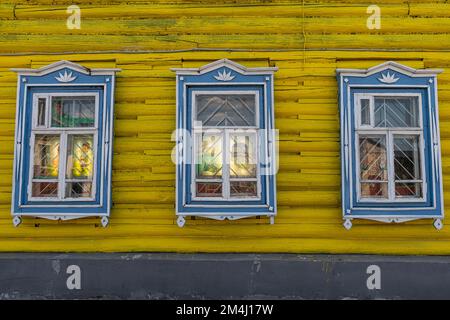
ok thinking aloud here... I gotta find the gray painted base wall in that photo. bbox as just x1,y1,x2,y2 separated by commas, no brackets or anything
0,253,449,299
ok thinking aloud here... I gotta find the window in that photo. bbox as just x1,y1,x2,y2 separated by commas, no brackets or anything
30,94,97,201
11,61,120,227
172,59,278,227
193,92,259,201
356,94,424,201
338,62,444,230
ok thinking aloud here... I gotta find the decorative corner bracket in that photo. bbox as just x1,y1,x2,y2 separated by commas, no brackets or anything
434,219,443,230
177,216,186,228
101,216,109,228
344,219,353,230
12,216,22,227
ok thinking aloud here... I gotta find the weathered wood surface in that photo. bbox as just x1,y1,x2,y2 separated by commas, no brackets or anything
0,1,450,52
0,1,450,253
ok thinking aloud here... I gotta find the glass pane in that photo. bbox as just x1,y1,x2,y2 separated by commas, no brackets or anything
230,134,257,178
32,182,58,198
51,96,95,127
394,135,421,181
359,135,387,181
196,94,256,127
37,98,46,127
196,134,222,179
360,98,370,126
66,135,94,180
66,182,92,198
196,182,222,197
361,182,388,198
395,182,422,198
230,181,257,197
374,97,419,128
33,135,60,179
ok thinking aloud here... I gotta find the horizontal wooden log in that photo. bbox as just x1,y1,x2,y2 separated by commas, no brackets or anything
13,4,409,20
409,3,450,17
1,221,450,241
0,105,15,120
0,120,14,136
279,155,339,170
278,118,339,133
0,87,16,99
0,137,13,155
0,237,449,255
115,119,174,135
275,102,338,117
113,154,172,169
278,173,339,188
277,191,340,206
112,171,174,183
279,140,339,153
2,33,450,54
4,17,450,36
0,34,304,53
115,103,174,118
308,34,450,51
0,4,14,19
0,49,440,65
113,191,174,204
1,0,431,5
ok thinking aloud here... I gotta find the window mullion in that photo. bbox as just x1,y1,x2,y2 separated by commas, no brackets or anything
414,134,420,181
46,95,51,128
356,95,361,127
191,131,197,198
32,95,37,129
370,96,375,127
58,131,67,200
27,133,36,198
420,132,426,197
255,130,261,198
387,131,395,201
223,129,230,200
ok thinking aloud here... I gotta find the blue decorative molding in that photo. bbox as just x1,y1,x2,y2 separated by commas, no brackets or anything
337,61,444,229
10,61,120,226
172,59,278,226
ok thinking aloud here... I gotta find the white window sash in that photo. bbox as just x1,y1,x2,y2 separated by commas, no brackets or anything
355,93,427,203
190,90,262,202
192,128,261,201
192,90,260,130
28,93,99,202
354,93,423,131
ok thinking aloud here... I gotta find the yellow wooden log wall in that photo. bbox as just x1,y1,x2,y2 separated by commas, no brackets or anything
0,0,450,254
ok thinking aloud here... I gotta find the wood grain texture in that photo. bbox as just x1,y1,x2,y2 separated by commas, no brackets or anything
0,1,449,53
0,1,450,254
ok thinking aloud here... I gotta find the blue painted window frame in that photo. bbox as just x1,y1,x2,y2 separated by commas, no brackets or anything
173,60,278,222
11,61,119,224
337,62,444,226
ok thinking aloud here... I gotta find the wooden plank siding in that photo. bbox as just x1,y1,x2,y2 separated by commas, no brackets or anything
0,0,450,253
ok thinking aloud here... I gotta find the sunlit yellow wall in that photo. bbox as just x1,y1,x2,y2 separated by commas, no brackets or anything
0,0,450,254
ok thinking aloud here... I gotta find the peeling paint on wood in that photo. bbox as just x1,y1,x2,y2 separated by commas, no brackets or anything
0,1,450,254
